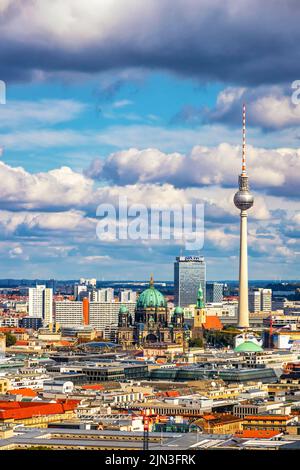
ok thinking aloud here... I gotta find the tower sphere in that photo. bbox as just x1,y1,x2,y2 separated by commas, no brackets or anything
234,190,254,211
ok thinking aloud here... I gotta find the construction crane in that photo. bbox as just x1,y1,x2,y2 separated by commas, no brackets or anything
142,412,149,451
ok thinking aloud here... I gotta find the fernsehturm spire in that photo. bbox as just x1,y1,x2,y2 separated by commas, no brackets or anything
234,104,254,328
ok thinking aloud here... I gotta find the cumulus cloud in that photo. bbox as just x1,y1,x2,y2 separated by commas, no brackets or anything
205,86,300,131
87,144,300,198
1,0,300,85
0,161,94,210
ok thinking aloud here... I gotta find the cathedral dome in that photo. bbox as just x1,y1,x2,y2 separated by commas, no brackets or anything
137,276,167,309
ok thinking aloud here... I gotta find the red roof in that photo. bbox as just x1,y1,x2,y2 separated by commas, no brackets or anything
0,400,78,420
7,388,38,397
244,414,292,421
82,384,104,391
165,391,180,397
235,430,281,439
203,316,223,330
0,327,26,333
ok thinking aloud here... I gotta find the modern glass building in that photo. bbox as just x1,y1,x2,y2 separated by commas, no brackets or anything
206,282,224,303
174,256,206,307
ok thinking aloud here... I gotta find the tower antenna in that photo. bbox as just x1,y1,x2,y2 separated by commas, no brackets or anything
242,103,246,175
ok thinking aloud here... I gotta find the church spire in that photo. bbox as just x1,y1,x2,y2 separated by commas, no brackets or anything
149,274,154,288
196,283,205,309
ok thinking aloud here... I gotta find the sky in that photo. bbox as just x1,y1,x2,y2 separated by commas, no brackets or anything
0,0,299,281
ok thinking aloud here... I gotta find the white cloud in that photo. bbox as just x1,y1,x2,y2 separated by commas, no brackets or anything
0,99,86,129
88,144,300,198
209,86,300,130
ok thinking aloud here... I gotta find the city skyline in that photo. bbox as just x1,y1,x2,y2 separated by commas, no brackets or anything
0,1,299,280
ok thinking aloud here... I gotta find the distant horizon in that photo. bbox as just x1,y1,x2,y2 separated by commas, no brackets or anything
0,278,299,284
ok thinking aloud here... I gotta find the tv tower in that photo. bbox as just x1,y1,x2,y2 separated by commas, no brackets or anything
234,104,254,328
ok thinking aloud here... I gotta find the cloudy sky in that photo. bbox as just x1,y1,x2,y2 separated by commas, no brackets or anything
0,0,299,280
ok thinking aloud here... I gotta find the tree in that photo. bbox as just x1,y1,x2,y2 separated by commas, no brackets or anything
189,338,204,348
5,332,17,347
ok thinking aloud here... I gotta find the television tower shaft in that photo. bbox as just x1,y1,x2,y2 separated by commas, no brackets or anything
234,104,254,329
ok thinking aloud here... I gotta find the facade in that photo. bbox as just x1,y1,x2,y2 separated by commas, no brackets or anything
0,334,5,357
89,301,135,335
174,256,206,307
28,285,53,326
206,283,224,303
19,316,43,330
79,278,96,287
119,289,137,303
54,301,83,327
205,301,238,318
117,277,187,350
54,299,135,339
91,288,114,303
249,288,272,313
74,284,88,301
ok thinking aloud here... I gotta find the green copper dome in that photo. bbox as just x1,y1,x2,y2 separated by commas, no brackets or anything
137,276,167,309
174,306,184,314
234,341,263,353
119,305,129,314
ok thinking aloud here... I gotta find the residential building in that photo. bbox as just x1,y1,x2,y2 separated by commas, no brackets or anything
119,289,137,303
91,288,114,303
28,285,53,325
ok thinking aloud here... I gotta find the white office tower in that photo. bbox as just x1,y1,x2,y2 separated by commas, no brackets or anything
91,288,114,303
74,284,88,300
248,290,261,313
233,104,254,329
249,288,272,313
28,285,53,326
261,289,272,312
79,278,96,287
119,289,137,303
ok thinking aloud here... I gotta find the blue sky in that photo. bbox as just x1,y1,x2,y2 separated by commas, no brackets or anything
0,0,299,281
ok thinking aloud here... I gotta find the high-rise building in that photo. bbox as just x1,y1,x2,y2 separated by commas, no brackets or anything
233,105,254,328
28,285,53,326
206,282,224,303
74,284,88,300
249,288,272,313
119,289,137,303
248,290,261,313
79,278,97,287
261,288,272,312
91,288,114,302
174,256,206,307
